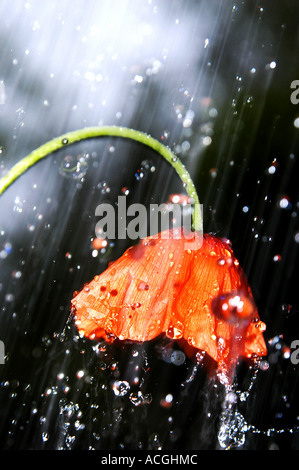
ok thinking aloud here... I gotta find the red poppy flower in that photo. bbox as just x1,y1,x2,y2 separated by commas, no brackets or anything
71,228,267,380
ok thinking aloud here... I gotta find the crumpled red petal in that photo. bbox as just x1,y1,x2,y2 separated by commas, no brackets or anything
71,229,267,376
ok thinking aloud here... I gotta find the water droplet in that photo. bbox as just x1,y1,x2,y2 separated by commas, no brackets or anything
203,136,212,146
92,238,108,250
161,130,170,140
259,360,269,371
279,195,291,210
97,180,110,193
137,281,149,291
218,410,248,449
60,153,88,180
212,291,255,323
183,109,195,128
4,242,12,254
12,270,22,279
148,433,162,450
166,322,184,340
5,293,14,302
217,256,233,267
121,186,130,196
42,432,49,442
294,117,299,129
135,160,155,181
129,391,152,407
170,350,185,366
62,138,69,145
112,380,130,396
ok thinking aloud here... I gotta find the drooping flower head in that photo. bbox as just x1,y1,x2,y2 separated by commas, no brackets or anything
71,228,267,381
0,126,267,383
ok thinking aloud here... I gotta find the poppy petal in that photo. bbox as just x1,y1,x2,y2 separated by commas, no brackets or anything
71,230,267,376
72,229,194,342
174,235,267,370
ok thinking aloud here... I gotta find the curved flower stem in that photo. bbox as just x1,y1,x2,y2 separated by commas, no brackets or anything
0,126,202,231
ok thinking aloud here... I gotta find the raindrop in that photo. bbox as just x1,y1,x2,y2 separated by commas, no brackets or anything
137,281,149,291
170,350,185,366
212,291,255,323
294,117,299,129
12,270,22,279
42,432,49,442
183,109,195,128
133,74,143,84
148,433,162,450
281,304,293,317
60,154,88,180
166,322,184,340
129,391,152,407
181,140,191,152
121,186,130,196
203,136,212,146
259,360,270,371
210,168,218,178
135,160,155,181
209,107,218,118
4,242,12,254
112,380,130,397
160,393,173,409
92,238,108,250
279,195,291,210
161,130,169,140
5,293,14,302
76,370,84,379
97,180,110,193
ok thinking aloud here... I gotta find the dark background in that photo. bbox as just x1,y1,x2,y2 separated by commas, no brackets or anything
0,0,299,450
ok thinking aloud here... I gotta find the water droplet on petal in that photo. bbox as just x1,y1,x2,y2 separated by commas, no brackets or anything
212,291,255,323
166,322,184,340
137,281,149,291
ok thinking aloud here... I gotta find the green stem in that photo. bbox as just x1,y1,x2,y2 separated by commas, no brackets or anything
0,126,202,232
